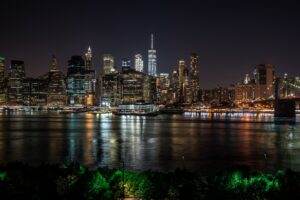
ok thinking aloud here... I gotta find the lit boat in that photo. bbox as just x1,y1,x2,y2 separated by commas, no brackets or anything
114,102,159,116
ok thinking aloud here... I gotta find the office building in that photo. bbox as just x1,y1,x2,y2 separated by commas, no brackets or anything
148,34,157,76
46,56,67,107
253,64,275,100
23,78,48,106
66,56,86,105
84,47,96,106
0,57,6,104
122,58,131,68
190,53,200,102
134,54,143,72
103,54,115,75
8,60,26,105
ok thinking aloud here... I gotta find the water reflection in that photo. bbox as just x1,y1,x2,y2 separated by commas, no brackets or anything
0,112,299,172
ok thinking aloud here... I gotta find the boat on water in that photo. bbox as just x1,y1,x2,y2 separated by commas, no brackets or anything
113,102,159,116
59,107,91,114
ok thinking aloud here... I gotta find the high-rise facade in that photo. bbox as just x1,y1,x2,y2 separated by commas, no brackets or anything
66,56,86,105
84,47,96,106
178,59,185,86
8,60,26,105
190,53,200,102
0,57,6,104
134,54,143,72
47,56,67,107
121,58,131,68
85,46,92,70
253,64,275,100
103,54,115,75
148,34,157,76
157,73,170,104
171,69,180,103
23,78,48,106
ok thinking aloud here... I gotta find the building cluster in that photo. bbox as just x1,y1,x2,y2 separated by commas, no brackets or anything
1,35,298,108
234,64,300,108
0,34,204,108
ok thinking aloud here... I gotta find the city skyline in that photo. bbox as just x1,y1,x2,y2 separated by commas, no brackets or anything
1,1,300,88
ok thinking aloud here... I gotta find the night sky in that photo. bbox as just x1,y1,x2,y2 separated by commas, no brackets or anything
1,0,300,88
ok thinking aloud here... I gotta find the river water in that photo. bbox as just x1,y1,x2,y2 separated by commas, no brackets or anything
0,111,299,172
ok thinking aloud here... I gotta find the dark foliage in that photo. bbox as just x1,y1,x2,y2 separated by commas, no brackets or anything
0,162,300,199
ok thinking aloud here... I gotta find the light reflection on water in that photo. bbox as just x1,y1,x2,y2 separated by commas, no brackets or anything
0,112,299,172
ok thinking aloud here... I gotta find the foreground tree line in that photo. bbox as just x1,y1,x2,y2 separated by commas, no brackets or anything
0,162,300,199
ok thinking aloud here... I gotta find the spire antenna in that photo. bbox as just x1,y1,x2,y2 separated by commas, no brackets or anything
151,34,154,49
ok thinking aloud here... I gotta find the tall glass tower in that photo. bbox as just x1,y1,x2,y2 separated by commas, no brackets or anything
148,34,157,76
134,54,143,72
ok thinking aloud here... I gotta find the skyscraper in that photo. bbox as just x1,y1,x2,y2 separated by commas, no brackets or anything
190,53,200,102
85,46,92,70
103,54,115,74
47,55,67,107
253,64,275,100
0,57,6,104
178,59,185,86
8,60,26,105
66,56,86,105
134,54,143,72
148,34,157,76
84,47,96,105
122,58,131,69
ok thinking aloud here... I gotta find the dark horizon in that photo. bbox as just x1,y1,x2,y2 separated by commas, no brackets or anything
1,0,300,89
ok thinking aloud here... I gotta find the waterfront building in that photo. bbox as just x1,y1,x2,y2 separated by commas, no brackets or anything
134,54,143,72
235,74,255,104
143,74,157,103
171,69,180,103
84,47,96,106
120,68,145,104
202,86,235,106
100,72,120,107
46,56,67,107
253,64,275,100
178,59,185,87
66,56,86,106
0,57,6,104
183,67,192,103
157,73,170,104
178,59,187,103
8,60,26,105
23,78,48,106
148,34,157,76
103,54,116,75
189,53,200,102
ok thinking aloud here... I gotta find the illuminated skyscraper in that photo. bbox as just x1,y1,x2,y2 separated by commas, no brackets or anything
148,34,157,76
253,64,275,99
47,55,67,106
190,53,200,102
85,46,92,70
0,57,6,104
103,54,115,74
66,56,86,105
172,69,180,103
84,46,96,105
122,58,131,69
178,59,185,86
8,60,26,105
134,54,143,72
